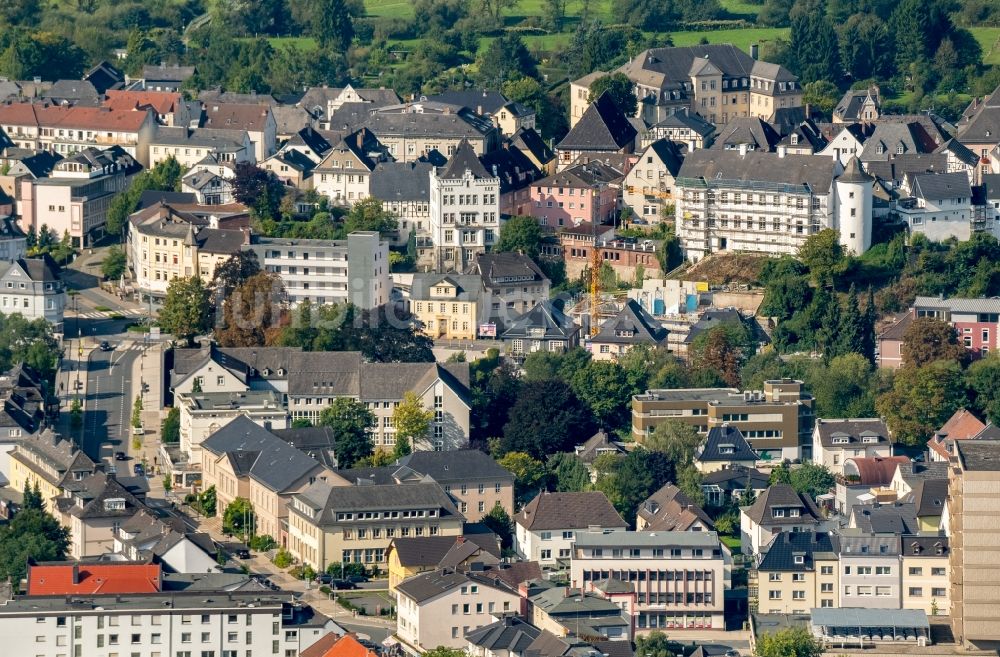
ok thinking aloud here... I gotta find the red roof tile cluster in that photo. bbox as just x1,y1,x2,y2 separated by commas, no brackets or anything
0,103,152,131
301,634,379,657
928,408,986,460
27,562,161,596
844,455,911,486
104,90,182,115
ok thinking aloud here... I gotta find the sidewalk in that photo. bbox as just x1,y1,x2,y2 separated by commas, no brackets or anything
131,341,166,480
55,335,94,439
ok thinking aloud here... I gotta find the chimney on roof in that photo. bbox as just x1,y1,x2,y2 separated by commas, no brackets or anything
750,44,759,60
72,564,80,585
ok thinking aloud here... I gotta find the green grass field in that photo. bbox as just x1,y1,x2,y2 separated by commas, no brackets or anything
970,27,1000,66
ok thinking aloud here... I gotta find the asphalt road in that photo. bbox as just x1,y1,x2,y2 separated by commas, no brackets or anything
84,345,140,464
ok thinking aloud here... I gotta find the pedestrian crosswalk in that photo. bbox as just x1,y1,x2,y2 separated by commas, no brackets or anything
74,308,149,320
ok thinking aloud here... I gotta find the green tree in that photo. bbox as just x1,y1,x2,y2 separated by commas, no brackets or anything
422,648,469,657
216,273,287,348
211,251,261,301
393,391,433,451
199,485,217,517
159,276,212,347
161,406,180,444
622,0,676,30
69,398,83,430
319,398,375,468
343,197,399,237
901,317,969,368
787,9,842,84
477,0,518,27
498,452,548,503
798,228,845,283
232,163,285,219
547,453,591,492
755,627,823,657
968,354,1000,424
542,0,567,30
635,631,674,657
501,379,595,459
594,450,670,524
808,353,879,418
481,502,514,550
876,360,969,446
676,465,705,508
788,461,835,498
769,462,792,486
493,215,542,260
838,14,893,81
131,395,143,430
0,508,69,585
477,32,537,86
570,360,633,429
223,498,255,538
101,247,127,281
690,324,751,387
22,480,42,510
292,0,355,50
801,80,841,116
644,420,702,469
588,73,638,117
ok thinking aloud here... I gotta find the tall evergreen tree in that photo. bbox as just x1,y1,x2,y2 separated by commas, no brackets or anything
837,284,866,359
860,287,877,365
788,6,842,84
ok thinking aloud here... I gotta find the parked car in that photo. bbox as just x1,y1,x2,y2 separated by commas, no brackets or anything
114,451,127,461
133,463,144,476
99,341,113,351
346,574,369,583
329,579,358,590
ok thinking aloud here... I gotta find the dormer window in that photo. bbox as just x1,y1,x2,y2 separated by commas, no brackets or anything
789,508,800,518
772,508,786,518
277,368,286,376
876,145,884,155
104,498,126,511
832,437,849,445
862,436,879,444
719,445,734,455
262,368,271,376
896,145,904,155
793,555,805,564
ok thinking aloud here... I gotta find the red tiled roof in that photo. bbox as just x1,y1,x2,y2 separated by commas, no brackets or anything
938,408,986,441
104,90,182,115
301,634,378,657
27,563,161,596
844,456,910,486
0,103,153,131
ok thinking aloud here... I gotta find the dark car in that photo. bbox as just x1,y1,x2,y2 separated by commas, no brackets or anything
133,463,144,476
329,579,358,590
316,573,333,584
346,574,369,583
99,341,113,352
114,451,127,461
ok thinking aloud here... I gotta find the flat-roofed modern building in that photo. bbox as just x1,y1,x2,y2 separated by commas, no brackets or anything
632,379,814,461
569,530,730,631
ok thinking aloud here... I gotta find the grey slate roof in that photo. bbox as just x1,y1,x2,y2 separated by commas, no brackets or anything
912,479,947,517
395,568,513,603
837,534,900,556
557,92,637,152
860,122,938,161
142,65,195,83
370,161,432,201
756,532,836,572
511,127,555,165
466,616,541,652
363,109,494,139
647,138,686,176
410,273,483,302
837,156,873,183
701,465,769,491
593,299,668,346
397,449,513,483
574,430,625,463
200,416,326,492
295,479,462,524
515,491,625,531
479,145,542,194
438,140,493,179
851,501,919,534
502,300,580,341
901,535,948,557
651,107,715,137
710,117,781,151
696,425,757,463
864,153,948,185
390,533,501,568
534,161,623,188
834,88,879,122
743,484,821,526
636,482,714,532
815,418,889,448
467,252,548,289
423,90,509,115
910,171,972,201
677,149,836,193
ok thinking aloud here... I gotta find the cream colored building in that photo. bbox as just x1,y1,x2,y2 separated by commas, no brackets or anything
902,536,950,616
409,273,483,341
148,127,255,169
622,139,684,221
395,570,520,652
177,390,289,465
199,416,342,542
126,202,247,300
8,430,98,508
287,479,464,571
313,131,383,204
58,473,145,559
753,532,839,614
949,439,1000,649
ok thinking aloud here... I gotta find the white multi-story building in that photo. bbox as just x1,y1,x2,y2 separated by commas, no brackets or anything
176,390,289,465
674,149,872,259
514,491,626,568
0,256,65,329
0,591,339,657
569,530,731,631
429,141,501,271
245,231,391,310
897,171,975,242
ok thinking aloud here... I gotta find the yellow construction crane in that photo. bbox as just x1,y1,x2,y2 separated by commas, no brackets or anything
590,231,601,336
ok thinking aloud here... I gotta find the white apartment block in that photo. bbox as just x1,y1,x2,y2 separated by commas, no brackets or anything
245,231,391,310
674,150,872,260
429,143,501,271
0,592,338,657
570,531,731,631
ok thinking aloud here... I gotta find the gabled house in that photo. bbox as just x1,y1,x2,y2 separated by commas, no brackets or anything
502,300,582,361
529,160,622,227
201,102,277,159
409,273,484,341
260,148,318,189
694,425,757,473
0,363,53,483
480,144,544,216
590,299,669,361
956,85,1000,181
511,127,555,173
838,535,902,609
528,584,631,641
836,455,911,514
753,531,838,614
9,429,98,507
556,92,637,170
700,465,769,508
574,430,626,482
900,535,949,615
622,138,685,221
812,418,892,475
833,86,881,124
739,483,823,556
200,416,346,542
313,128,386,204
821,123,869,166
897,171,974,241
395,569,521,652
386,531,502,590
370,160,433,246
466,616,542,657
635,482,714,532
141,64,196,92
927,408,987,462
889,461,948,500
113,507,220,573
710,117,782,153
466,252,550,332
643,108,715,150
514,491,626,567
55,472,146,558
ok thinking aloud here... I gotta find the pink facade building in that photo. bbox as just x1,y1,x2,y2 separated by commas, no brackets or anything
528,161,622,228
878,296,1000,368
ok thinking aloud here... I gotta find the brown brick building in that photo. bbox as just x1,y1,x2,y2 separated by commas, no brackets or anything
631,379,814,462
